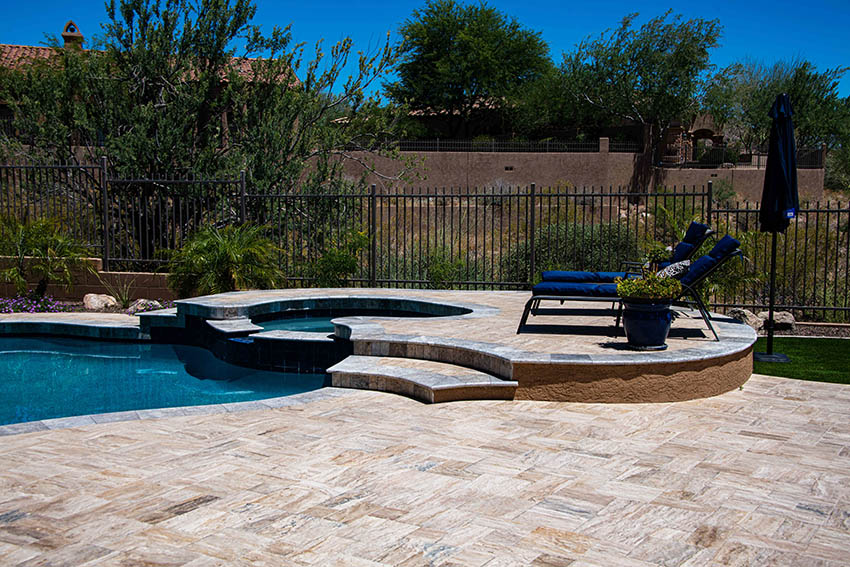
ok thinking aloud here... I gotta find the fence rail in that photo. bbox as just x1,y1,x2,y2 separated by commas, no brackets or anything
1,162,847,322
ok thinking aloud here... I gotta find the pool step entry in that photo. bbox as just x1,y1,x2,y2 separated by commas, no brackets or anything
328,355,517,404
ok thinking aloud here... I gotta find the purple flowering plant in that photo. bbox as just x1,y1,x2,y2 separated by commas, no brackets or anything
0,294,74,314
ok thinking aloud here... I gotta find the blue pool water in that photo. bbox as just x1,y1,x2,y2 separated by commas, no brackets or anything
0,337,325,426
257,316,336,333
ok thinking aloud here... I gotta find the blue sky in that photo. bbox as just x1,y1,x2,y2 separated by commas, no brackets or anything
3,0,849,96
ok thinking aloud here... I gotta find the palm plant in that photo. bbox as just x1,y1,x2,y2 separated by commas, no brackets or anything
166,224,285,298
0,217,87,298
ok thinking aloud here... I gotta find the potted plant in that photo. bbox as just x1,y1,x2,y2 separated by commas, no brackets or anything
615,274,682,351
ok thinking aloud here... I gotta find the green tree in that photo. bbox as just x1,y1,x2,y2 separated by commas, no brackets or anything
0,0,405,188
385,0,550,138
561,12,721,189
703,60,849,160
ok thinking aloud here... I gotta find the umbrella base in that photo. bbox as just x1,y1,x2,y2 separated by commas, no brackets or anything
754,352,790,363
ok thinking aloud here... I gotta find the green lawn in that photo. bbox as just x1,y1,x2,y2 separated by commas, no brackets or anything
753,337,850,384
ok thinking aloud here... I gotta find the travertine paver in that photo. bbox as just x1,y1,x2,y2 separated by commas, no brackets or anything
1,374,849,566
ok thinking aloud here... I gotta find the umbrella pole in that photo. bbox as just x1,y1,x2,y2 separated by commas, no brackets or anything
766,232,778,354
755,231,790,362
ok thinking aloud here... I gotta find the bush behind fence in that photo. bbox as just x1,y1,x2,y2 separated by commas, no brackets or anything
1,163,848,322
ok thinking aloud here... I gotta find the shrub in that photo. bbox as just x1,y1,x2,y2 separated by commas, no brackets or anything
312,230,369,287
501,222,640,283
422,246,465,289
166,224,284,298
0,216,87,298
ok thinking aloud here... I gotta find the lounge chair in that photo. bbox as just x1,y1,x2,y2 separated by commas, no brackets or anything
517,235,743,340
540,221,714,283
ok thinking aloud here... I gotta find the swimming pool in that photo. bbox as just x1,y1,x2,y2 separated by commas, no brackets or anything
254,316,336,333
0,336,324,426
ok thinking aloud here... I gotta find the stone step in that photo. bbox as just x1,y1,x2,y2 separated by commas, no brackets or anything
327,355,517,404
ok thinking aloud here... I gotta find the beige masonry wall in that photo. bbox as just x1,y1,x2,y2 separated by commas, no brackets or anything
347,138,824,201
0,257,176,302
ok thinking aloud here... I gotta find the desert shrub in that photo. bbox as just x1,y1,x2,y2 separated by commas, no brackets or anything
312,230,369,287
501,221,640,283
166,224,284,298
0,216,87,298
422,246,465,289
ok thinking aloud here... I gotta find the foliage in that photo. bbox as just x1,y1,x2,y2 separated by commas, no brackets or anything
0,295,74,314
165,224,284,297
0,217,87,298
642,241,670,265
311,230,369,287
386,0,550,138
616,273,681,300
703,59,850,152
0,0,407,190
422,245,465,289
501,222,640,283
711,178,737,204
88,268,137,308
824,145,850,193
561,11,721,186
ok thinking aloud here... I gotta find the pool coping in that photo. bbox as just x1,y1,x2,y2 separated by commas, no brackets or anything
0,387,358,436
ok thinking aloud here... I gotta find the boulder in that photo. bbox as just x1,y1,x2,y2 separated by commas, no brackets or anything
757,310,796,331
127,299,163,315
727,308,763,331
83,293,118,310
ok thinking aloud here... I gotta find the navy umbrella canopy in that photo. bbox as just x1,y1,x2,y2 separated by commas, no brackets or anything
759,93,799,233
756,93,799,362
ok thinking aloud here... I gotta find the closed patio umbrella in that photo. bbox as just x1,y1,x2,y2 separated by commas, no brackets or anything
755,93,799,363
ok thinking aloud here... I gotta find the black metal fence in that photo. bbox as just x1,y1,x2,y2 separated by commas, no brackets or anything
396,139,601,153
1,161,848,322
663,143,825,169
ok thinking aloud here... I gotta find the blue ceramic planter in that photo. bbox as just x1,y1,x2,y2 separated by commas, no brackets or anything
621,299,673,351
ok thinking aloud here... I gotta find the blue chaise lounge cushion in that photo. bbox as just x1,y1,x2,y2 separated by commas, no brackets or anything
540,271,637,283
532,281,619,297
680,236,740,287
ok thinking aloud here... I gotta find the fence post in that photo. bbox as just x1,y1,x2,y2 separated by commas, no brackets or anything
529,183,536,288
239,170,247,224
369,184,377,287
706,179,713,225
100,156,110,272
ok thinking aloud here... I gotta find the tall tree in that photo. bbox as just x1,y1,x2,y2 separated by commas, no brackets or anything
703,59,849,152
385,0,550,138
562,11,721,189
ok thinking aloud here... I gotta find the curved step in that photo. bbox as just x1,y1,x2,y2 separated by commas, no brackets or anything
327,355,517,404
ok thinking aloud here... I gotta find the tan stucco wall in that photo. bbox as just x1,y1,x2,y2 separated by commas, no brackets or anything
347,141,824,201
0,257,175,301
512,347,753,403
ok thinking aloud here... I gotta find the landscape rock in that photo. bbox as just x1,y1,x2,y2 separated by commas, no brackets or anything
83,293,118,310
757,310,796,331
727,308,763,331
127,299,163,315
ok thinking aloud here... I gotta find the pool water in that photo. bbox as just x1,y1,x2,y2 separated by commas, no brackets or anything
0,337,324,426
256,316,336,333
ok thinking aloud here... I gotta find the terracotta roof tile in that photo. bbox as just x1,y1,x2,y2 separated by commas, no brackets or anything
0,45,59,69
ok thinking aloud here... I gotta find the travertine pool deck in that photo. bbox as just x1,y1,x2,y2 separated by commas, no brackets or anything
1,376,848,566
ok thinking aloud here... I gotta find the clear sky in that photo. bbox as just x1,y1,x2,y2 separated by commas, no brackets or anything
3,0,849,96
